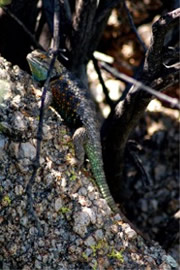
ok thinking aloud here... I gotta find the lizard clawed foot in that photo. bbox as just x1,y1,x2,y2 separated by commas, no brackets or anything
72,127,87,169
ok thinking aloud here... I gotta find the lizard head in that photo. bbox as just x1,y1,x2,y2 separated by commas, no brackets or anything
26,49,63,82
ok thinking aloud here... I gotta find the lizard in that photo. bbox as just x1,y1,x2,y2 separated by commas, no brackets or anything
26,49,119,213
26,50,152,243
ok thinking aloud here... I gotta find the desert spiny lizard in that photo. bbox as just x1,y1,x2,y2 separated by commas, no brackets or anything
26,49,119,213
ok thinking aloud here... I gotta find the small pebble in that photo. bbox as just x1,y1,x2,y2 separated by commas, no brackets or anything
54,197,63,212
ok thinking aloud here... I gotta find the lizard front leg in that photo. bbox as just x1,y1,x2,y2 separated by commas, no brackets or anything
72,127,87,169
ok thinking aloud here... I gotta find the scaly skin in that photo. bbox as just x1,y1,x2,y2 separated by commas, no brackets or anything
26,49,119,213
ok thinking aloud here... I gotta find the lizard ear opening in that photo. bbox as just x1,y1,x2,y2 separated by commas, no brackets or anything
47,49,64,77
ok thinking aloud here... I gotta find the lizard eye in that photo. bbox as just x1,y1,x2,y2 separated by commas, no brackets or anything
39,54,47,59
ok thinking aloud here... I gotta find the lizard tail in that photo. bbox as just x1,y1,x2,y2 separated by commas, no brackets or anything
85,143,119,213
95,171,119,213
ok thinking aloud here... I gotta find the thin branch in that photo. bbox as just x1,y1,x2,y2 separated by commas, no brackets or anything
63,0,72,22
95,0,122,24
122,0,147,53
26,0,60,236
100,62,180,110
92,56,115,109
26,53,58,236
52,0,60,51
2,6,44,50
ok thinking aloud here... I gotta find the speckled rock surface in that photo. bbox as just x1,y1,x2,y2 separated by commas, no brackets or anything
0,57,178,270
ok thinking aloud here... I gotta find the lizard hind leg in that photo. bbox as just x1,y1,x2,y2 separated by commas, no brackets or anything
72,127,87,169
